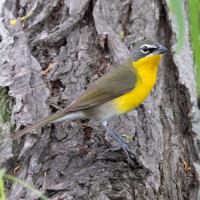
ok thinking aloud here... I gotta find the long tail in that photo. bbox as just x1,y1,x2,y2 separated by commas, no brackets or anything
10,111,84,140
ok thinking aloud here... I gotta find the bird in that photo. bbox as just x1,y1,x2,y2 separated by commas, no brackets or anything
10,40,168,162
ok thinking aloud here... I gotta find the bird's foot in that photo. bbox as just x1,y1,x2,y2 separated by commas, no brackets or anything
108,140,137,163
102,121,137,163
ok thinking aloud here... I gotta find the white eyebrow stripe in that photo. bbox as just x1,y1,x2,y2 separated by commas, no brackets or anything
141,44,157,49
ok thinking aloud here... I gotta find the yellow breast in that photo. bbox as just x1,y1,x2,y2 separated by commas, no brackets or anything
113,54,162,114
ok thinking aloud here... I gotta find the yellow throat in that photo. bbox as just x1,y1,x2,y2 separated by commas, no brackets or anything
114,54,162,114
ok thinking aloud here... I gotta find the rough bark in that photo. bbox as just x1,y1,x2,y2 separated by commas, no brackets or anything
0,0,199,199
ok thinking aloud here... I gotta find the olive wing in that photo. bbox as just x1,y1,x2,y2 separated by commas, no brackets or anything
64,58,137,112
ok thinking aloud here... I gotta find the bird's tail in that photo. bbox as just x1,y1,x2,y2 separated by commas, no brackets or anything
10,111,84,140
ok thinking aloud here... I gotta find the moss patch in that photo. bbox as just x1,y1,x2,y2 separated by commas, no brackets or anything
0,87,11,124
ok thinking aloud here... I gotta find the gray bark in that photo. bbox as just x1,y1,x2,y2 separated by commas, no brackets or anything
0,0,199,199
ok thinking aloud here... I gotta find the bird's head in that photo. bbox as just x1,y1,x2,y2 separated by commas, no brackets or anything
131,40,168,70
131,40,168,61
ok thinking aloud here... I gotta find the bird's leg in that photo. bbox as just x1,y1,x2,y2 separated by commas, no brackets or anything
102,121,137,163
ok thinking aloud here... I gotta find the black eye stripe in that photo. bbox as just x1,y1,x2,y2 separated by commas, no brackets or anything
140,46,158,54
148,47,157,52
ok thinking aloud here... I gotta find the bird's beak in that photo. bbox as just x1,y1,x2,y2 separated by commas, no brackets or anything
155,45,168,54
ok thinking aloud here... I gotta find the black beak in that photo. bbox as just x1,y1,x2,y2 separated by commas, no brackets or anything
156,45,168,54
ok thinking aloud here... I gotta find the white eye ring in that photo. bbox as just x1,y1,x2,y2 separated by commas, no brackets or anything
141,46,149,54
140,44,158,54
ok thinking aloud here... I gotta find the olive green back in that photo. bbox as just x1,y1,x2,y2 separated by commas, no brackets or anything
65,58,137,112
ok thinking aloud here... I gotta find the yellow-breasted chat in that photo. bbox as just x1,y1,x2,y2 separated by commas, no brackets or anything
10,40,168,162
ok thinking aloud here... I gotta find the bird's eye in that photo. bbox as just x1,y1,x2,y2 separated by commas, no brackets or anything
141,46,149,54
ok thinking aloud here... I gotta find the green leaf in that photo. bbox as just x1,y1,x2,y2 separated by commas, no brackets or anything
0,169,6,200
189,0,200,97
3,173,48,200
121,134,133,141
169,0,186,52
120,31,124,41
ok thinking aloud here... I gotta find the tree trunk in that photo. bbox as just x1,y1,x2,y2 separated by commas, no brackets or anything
0,0,199,199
